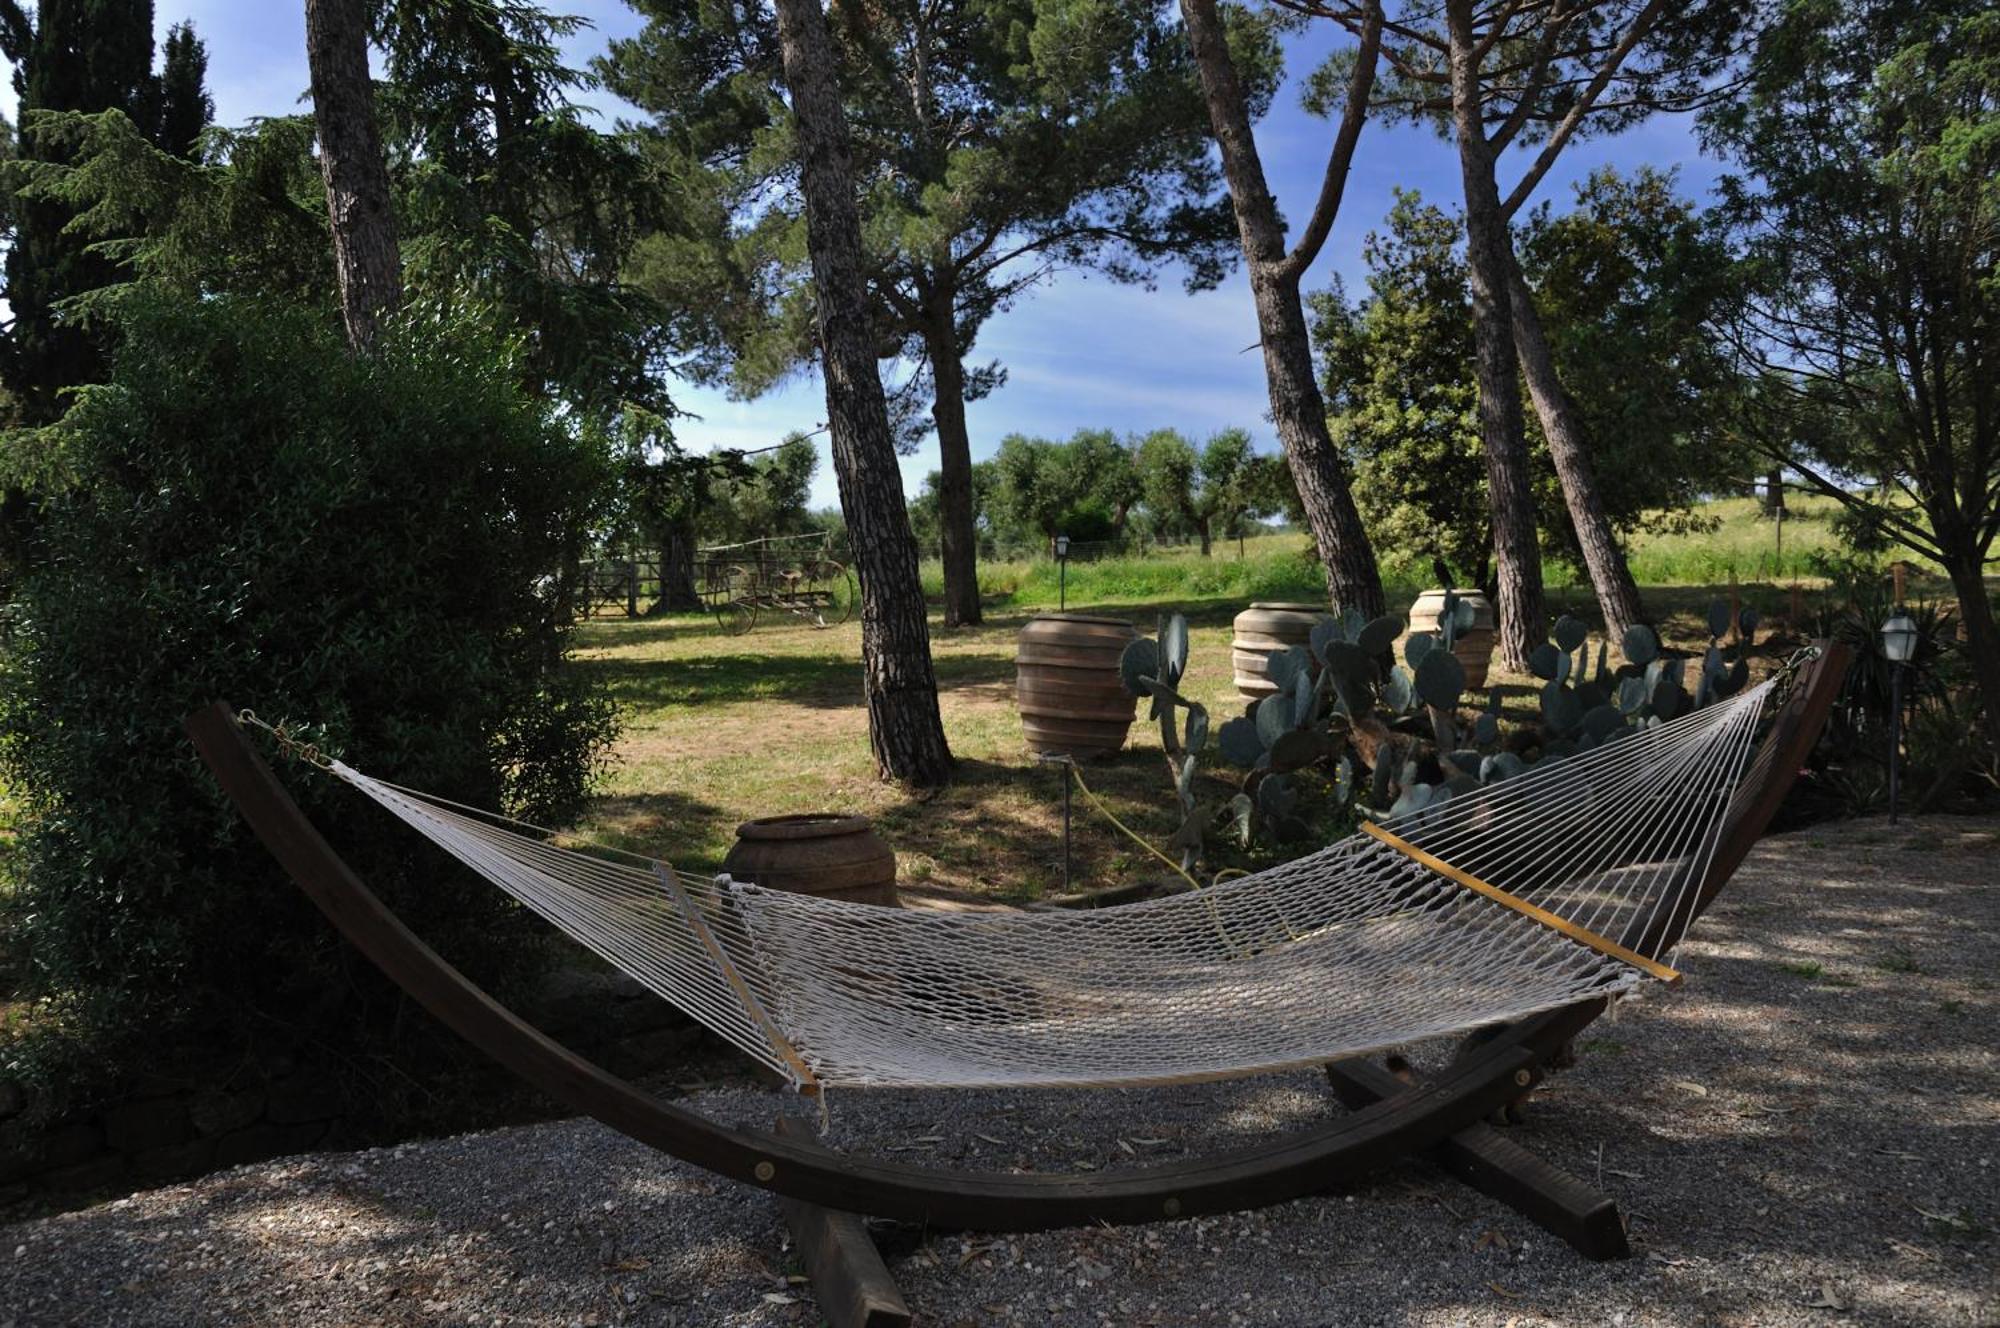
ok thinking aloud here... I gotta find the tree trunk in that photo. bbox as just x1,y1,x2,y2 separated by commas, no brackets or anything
772,0,952,788
1447,3,1544,671
1942,549,2000,746
659,522,700,610
304,0,401,353
1506,259,1644,641
1197,519,1212,558
1764,467,1786,516
1179,0,1384,618
922,280,982,627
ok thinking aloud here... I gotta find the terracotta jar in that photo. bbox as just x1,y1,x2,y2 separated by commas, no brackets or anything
1231,602,1328,702
721,814,898,907
1015,613,1139,759
1408,588,1497,690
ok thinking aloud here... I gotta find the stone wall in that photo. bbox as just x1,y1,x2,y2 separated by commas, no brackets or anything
0,967,707,1209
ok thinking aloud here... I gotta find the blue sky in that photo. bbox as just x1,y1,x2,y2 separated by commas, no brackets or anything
3,2,1722,509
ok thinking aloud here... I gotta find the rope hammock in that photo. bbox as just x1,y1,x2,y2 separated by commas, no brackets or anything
296,679,1771,1097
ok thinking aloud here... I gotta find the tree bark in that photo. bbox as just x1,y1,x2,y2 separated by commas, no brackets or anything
1447,0,1544,671
922,278,983,627
1941,547,2000,747
773,0,953,788
1506,258,1645,641
304,0,401,353
1179,0,1384,617
1763,467,1786,516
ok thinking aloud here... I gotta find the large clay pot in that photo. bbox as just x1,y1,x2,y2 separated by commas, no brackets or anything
1408,588,1497,690
722,814,898,906
1015,614,1139,759
1231,602,1329,702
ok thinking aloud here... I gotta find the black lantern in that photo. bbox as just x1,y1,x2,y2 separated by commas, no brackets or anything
1880,608,1917,824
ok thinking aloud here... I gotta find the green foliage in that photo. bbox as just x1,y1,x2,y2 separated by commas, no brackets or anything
690,433,820,546
1799,572,1992,814
1315,179,1748,588
1313,192,1487,588
1705,0,2000,729
990,429,1142,547
1134,427,1282,555
604,0,1276,389
17,1,672,429
1514,166,1753,550
922,535,1339,605
1119,612,1207,871
0,292,617,1104
1210,607,1405,847
0,0,213,424
910,460,997,550
1197,591,1770,832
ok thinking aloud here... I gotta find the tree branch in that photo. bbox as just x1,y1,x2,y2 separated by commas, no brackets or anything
1279,0,1383,282
1497,0,1665,220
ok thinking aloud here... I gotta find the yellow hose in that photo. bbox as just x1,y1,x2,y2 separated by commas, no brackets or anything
1064,761,1204,894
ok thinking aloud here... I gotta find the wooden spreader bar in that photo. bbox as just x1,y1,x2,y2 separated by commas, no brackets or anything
654,864,821,1096
1359,820,1683,986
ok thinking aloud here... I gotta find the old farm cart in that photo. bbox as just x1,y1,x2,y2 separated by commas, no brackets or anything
698,533,855,635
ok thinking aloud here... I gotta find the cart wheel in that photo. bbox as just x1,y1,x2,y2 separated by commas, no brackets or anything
716,600,756,636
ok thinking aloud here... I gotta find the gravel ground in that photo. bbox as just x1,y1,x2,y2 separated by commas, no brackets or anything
3,815,1995,1327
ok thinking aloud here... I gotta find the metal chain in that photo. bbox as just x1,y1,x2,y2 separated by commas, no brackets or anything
1766,643,1827,713
234,709,334,770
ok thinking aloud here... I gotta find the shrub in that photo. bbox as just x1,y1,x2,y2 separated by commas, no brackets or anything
0,292,617,1111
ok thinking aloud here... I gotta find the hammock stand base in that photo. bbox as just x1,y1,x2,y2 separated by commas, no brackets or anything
773,1116,914,1328
181,643,1844,1305
1325,1055,1631,1260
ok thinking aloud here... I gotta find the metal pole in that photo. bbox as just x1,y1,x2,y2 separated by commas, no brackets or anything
1058,555,1067,611
1887,662,1904,825
1061,760,1072,891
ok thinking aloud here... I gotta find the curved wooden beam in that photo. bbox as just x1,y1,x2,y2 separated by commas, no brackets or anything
185,701,1597,1231
187,650,1840,1231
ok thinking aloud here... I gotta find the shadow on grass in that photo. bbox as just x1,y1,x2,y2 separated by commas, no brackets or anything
578,787,732,860
577,645,1017,712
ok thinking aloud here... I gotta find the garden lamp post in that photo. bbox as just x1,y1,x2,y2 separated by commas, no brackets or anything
1880,608,1918,824
1055,533,1071,611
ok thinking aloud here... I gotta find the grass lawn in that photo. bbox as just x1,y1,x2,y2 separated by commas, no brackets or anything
571,520,1898,905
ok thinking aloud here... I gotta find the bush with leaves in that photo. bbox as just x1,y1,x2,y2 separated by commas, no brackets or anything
1797,572,1993,818
0,292,617,1114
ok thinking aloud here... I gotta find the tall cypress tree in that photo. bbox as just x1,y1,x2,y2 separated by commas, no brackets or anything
154,21,212,159
0,0,211,423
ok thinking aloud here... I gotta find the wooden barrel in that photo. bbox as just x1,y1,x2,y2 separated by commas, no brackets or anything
1232,602,1328,701
722,814,898,906
1409,588,1497,690
1015,614,1139,758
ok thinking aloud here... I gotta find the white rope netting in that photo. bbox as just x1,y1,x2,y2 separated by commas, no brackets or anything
327,679,1770,1094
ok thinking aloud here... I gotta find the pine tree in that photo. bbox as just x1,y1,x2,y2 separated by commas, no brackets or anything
154,22,212,160
0,0,212,422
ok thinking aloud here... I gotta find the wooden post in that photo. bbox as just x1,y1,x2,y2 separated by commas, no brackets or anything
1789,582,1804,626
1324,1057,1630,1261
774,1118,912,1328
1891,559,1908,604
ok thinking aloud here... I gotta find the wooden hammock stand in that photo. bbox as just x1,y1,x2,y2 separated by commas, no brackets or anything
185,643,1846,1328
